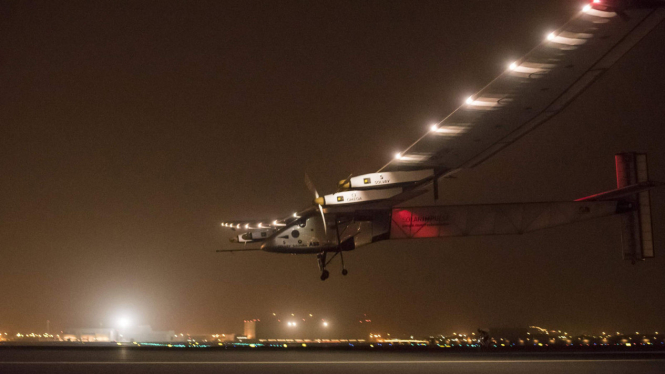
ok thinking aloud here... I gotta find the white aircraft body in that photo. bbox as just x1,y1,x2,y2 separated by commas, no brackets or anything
219,0,664,280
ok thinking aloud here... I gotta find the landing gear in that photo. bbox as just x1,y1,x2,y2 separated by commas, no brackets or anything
340,249,347,276
317,250,348,281
318,216,351,280
317,252,328,281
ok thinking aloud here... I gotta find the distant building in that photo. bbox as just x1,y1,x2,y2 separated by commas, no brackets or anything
117,325,176,342
62,325,176,342
243,314,375,341
62,328,117,342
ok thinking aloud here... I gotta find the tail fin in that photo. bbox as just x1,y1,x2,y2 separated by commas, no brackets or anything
616,153,654,262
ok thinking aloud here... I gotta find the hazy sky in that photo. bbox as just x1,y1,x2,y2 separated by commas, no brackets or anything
1,0,664,336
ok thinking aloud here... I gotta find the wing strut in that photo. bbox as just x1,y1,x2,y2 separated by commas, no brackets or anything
216,248,261,253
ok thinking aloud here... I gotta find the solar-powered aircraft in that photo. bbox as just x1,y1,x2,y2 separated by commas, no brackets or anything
218,0,664,280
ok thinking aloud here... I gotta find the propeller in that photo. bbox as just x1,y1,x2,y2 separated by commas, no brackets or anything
336,174,353,192
304,173,327,235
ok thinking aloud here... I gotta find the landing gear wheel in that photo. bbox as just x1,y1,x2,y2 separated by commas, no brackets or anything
320,270,330,281
342,269,348,276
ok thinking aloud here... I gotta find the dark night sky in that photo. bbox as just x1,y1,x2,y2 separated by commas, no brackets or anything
1,0,664,336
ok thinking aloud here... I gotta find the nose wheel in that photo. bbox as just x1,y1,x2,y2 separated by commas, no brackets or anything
317,250,348,281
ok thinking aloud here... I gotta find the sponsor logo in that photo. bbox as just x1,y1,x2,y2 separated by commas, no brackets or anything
398,213,451,227
578,206,591,214
374,174,390,185
345,193,362,202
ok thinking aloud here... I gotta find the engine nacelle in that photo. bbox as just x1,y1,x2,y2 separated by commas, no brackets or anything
230,230,275,243
338,169,433,190
315,187,403,206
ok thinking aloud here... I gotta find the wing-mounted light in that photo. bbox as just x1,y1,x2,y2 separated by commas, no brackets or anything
272,220,287,227
586,1,629,21
222,219,291,231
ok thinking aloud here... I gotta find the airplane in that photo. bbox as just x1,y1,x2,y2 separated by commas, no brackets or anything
218,0,665,280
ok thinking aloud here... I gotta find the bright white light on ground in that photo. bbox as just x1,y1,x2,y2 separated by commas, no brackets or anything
547,32,556,41
117,317,131,329
323,322,329,327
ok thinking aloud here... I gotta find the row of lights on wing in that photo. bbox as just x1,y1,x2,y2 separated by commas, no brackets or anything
220,213,300,229
393,1,601,162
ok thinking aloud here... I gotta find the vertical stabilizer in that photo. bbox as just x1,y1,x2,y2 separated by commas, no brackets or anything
616,153,654,262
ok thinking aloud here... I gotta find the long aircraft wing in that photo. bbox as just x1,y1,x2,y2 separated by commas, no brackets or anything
221,1,665,229
379,3,665,177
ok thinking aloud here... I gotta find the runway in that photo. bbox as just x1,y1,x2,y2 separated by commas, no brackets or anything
1,348,665,373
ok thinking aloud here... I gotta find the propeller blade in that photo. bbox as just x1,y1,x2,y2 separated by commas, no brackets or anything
318,204,327,235
305,173,327,235
304,173,319,198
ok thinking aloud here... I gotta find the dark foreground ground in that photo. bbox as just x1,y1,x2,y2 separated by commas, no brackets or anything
1,347,665,374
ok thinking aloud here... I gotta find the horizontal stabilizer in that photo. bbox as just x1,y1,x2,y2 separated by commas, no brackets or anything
575,181,662,202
